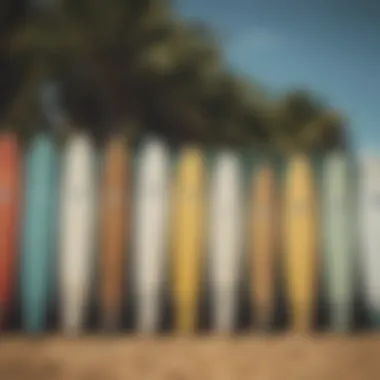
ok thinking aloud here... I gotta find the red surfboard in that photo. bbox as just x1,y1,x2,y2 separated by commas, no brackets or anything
0,132,21,328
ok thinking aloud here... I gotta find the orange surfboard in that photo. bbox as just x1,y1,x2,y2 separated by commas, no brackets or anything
99,135,129,330
248,163,277,330
283,154,318,332
0,132,21,327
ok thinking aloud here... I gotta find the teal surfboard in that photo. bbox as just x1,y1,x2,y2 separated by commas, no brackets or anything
21,133,59,333
322,152,355,331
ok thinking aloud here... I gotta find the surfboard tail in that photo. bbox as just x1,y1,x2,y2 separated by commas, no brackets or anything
326,272,353,331
101,309,121,332
21,251,50,333
61,292,86,335
60,268,91,335
254,303,273,332
174,296,197,334
100,281,123,330
21,283,47,333
0,303,6,330
0,270,16,327
22,309,46,333
0,279,12,330
369,309,380,328
212,288,236,334
329,301,352,332
100,285,123,331
137,292,160,334
62,310,84,335
290,302,314,333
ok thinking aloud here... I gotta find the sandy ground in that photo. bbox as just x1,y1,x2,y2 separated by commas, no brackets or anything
0,334,379,380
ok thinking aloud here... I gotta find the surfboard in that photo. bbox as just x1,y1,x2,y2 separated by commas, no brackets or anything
208,151,243,333
171,146,205,334
0,133,20,328
21,133,59,333
133,138,170,333
322,152,354,331
283,154,317,332
358,154,380,325
99,135,128,330
59,133,96,334
249,161,277,330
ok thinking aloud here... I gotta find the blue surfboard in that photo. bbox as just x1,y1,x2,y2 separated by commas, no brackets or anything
21,133,59,333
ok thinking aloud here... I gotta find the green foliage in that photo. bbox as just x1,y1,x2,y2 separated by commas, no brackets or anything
1,0,348,151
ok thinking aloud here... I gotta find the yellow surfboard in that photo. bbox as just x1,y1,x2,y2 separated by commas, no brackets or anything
249,163,277,330
99,135,129,329
283,154,317,332
171,146,205,334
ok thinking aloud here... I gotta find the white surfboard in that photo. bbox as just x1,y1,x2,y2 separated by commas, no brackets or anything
322,152,354,331
59,133,96,334
133,138,171,333
359,154,380,325
208,151,243,333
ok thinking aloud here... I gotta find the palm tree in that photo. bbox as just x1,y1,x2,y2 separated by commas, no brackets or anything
4,0,347,151
272,89,345,153
299,110,348,152
0,0,27,130
6,0,174,135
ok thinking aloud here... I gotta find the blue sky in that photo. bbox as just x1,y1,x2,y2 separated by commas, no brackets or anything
175,0,380,149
